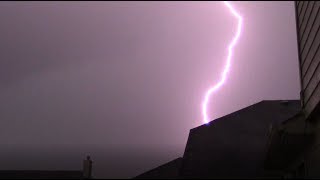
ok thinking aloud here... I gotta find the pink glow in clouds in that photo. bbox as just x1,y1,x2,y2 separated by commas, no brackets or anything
202,1,243,124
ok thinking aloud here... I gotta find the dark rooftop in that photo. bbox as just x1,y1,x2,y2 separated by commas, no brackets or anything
180,100,301,178
134,158,182,179
0,170,83,179
135,100,302,179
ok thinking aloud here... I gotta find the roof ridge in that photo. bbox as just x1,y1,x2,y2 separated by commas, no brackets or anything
192,99,300,130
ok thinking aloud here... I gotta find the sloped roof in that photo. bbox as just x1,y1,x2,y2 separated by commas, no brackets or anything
134,158,182,179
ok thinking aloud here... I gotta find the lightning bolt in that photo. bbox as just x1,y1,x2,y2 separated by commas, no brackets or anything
201,1,243,124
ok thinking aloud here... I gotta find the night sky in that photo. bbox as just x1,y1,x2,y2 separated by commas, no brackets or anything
0,1,300,178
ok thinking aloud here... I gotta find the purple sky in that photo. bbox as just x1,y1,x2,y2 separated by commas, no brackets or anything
0,1,300,178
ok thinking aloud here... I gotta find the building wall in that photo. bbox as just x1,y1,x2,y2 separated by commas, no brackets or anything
295,1,320,117
179,101,300,178
303,115,320,178
295,1,320,178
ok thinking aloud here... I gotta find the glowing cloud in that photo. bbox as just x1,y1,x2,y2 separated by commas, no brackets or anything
201,1,243,124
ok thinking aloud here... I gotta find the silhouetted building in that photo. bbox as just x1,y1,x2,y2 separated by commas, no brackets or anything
0,170,84,179
135,100,301,178
181,100,301,179
134,158,182,179
0,156,93,179
273,1,320,178
263,111,314,178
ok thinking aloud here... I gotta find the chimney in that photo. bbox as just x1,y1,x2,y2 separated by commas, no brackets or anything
83,155,93,179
